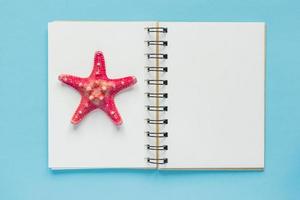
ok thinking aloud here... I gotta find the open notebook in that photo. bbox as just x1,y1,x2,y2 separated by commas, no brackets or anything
48,21,265,170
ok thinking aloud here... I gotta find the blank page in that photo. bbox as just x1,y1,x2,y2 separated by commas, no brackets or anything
48,22,150,169
163,22,265,169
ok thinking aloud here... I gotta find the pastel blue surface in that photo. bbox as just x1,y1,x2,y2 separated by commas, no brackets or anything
0,0,299,199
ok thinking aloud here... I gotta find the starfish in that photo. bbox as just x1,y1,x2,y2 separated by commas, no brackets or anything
58,51,137,126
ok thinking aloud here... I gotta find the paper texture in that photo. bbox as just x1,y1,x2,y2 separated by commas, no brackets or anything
48,22,150,169
162,22,265,169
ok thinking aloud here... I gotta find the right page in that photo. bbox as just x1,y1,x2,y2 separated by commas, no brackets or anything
163,22,265,169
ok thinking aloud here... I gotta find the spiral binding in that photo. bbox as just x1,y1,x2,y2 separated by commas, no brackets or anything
146,92,168,98
146,118,168,125
146,53,168,59
146,66,168,72
145,27,168,33
145,25,168,166
145,41,168,46
147,144,168,150
147,158,168,164
146,131,168,138
146,79,168,85
146,105,168,112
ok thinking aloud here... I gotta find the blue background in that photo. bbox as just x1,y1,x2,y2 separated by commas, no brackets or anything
0,0,299,199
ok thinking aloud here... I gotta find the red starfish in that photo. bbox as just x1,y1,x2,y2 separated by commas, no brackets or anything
58,51,137,126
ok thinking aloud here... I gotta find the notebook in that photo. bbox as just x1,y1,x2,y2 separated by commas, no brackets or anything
48,21,265,170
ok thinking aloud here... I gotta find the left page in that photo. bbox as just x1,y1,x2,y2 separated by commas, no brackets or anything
48,21,150,169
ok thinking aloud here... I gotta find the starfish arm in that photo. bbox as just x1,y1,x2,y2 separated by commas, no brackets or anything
90,51,107,79
111,76,137,94
58,74,85,91
102,98,123,125
71,97,96,125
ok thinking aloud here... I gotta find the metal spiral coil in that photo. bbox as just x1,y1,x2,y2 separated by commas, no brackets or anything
145,25,168,165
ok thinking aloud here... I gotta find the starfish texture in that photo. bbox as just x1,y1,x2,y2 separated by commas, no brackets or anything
58,51,137,126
